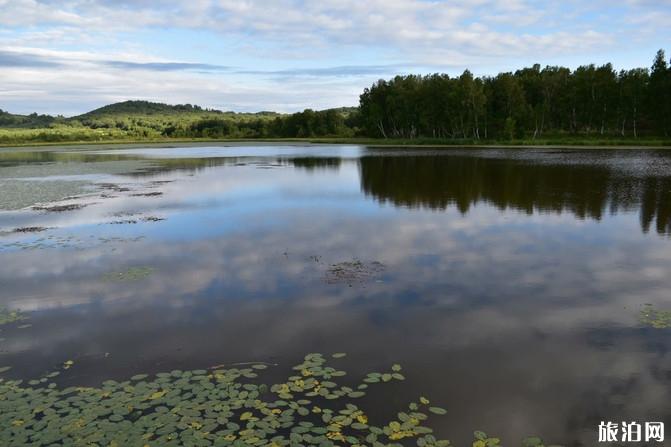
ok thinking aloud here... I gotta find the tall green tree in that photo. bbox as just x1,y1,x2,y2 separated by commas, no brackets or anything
649,49,670,136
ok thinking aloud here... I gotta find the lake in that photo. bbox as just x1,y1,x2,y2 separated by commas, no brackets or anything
1,144,670,446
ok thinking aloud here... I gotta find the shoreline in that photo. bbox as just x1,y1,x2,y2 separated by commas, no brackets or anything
1,136,671,151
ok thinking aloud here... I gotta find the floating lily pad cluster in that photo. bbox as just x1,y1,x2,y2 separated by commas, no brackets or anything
0,306,25,326
0,312,559,446
639,304,671,329
0,353,451,447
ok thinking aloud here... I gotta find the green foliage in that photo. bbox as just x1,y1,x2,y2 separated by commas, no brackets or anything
359,49,671,140
0,352,456,447
2,49,670,145
76,100,209,118
0,100,357,144
0,109,61,128
472,431,506,447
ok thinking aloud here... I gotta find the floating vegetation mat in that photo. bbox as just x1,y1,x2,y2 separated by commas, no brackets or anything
639,304,671,329
13,227,48,233
324,260,385,286
0,326,557,447
106,216,165,225
0,353,451,447
102,266,155,282
0,235,146,252
0,306,25,326
130,192,164,197
32,203,88,212
97,183,131,192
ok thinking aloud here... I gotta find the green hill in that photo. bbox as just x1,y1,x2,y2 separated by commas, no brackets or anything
74,100,211,119
73,100,284,120
61,101,286,139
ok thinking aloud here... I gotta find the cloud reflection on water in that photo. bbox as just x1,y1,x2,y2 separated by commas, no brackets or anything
1,146,671,445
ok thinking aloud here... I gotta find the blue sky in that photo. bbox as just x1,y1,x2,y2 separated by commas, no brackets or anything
1,0,670,115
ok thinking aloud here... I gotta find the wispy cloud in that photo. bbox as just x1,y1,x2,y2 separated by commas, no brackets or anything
0,50,62,68
103,60,232,72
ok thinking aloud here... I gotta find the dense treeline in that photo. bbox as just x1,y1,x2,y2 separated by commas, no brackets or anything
0,109,60,128
167,108,356,139
2,50,671,144
359,49,671,140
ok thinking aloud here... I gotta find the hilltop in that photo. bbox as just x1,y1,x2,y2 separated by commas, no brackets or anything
74,100,212,119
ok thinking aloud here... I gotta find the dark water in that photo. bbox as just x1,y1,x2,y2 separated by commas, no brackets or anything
1,144,670,446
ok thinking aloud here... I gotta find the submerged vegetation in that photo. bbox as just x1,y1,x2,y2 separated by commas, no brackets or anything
2,50,671,146
639,304,671,329
102,266,155,282
0,306,25,326
325,260,386,287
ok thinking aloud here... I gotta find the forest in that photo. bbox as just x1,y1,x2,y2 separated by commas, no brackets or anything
1,49,670,145
359,49,671,140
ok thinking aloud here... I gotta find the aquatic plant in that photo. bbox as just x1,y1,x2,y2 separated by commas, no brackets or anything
0,353,453,447
102,266,155,282
324,260,385,286
0,306,25,326
12,227,48,233
0,307,27,374
639,304,671,329
33,203,88,212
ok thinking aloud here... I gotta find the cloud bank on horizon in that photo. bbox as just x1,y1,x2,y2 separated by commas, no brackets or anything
0,0,670,115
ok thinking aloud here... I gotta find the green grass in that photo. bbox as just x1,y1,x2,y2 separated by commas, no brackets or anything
3,134,670,149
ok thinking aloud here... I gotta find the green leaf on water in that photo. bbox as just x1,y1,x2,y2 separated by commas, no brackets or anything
522,437,544,447
474,431,487,440
428,407,447,415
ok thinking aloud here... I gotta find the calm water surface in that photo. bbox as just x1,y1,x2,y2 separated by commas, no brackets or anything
1,144,670,446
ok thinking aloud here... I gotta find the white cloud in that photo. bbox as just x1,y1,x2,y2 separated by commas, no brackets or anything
0,0,669,113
